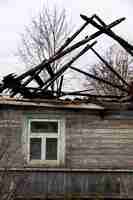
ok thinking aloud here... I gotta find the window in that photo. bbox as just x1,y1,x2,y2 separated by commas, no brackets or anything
24,116,65,165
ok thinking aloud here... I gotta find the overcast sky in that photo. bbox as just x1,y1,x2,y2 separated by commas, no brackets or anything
0,0,133,77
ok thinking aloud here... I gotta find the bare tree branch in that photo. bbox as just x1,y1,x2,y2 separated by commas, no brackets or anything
18,5,72,91
85,44,133,96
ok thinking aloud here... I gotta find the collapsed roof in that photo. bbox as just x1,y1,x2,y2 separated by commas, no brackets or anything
0,14,133,103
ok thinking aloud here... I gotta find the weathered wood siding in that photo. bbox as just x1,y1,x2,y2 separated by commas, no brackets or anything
0,104,133,169
66,117,133,168
1,104,133,199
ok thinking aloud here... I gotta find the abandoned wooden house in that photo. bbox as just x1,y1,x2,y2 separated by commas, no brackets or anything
1,13,133,199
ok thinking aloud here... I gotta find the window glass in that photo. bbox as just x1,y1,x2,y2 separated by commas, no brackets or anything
30,121,58,133
46,138,57,160
30,138,41,160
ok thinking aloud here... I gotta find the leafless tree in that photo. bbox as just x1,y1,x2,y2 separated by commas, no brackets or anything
85,44,133,96
18,5,71,91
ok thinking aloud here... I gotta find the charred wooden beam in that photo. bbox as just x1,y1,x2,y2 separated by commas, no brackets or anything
11,40,95,97
15,17,124,83
45,63,54,78
16,61,46,82
76,16,125,45
34,74,44,87
0,14,128,99
80,14,133,56
11,86,54,98
21,87,125,99
22,68,43,87
93,14,108,26
89,15,129,87
90,47,129,87
11,86,32,98
1,38,96,96
41,41,97,92
56,15,95,54
4,65,45,99
57,75,64,97
10,68,44,97
70,66,129,93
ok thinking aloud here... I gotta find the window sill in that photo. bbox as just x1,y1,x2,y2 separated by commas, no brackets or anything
27,160,63,167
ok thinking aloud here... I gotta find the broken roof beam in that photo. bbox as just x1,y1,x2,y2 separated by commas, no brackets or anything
90,47,129,87
80,14,133,56
56,14,95,54
41,41,97,92
93,14,107,26
78,16,125,43
88,15,129,88
45,63,54,78
0,73,15,93
20,63,54,89
10,63,53,97
10,68,44,97
2,36,96,96
22,68,43,87
57,75,64,97
34,74,45,88
15,16,124,83
70,66,129,93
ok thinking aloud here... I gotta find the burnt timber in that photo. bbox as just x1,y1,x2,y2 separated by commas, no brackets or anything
0,14,132,101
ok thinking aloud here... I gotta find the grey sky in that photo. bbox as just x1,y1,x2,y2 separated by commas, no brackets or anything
0,0,133,77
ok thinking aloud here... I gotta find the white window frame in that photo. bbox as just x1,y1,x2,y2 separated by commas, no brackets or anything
23,115,65,166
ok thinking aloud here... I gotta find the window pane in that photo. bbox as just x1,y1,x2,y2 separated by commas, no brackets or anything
46,138,57,160
30,138,41,160
31,121,58,133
